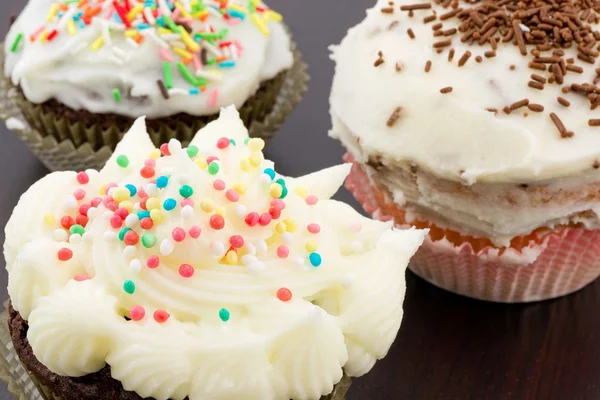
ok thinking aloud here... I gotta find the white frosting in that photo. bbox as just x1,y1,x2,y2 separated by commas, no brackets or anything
5,0,293,119
5,107,425,400
330,0,600,184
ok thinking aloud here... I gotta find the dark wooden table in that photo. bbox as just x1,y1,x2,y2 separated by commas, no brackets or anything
2,1,600,399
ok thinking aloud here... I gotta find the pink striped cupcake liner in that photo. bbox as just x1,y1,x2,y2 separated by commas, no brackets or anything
344,155,600,303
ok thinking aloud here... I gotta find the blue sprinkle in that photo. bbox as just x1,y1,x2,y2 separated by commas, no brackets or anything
309,253,322,267
118,228,131,241
138,210,151,220
113,13,122,23
137,23,149,30
157,16,165,27
73,11,83,21
156,176,169,189
163,198,177,211
78,20,86,29
219,61,236,68
228,10,246,20
189,88,200,95
263,168,276,180
125,184,137,197
58,12,64,18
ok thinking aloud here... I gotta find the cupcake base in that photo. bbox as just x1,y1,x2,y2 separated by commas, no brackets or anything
344,155,600,303
2,304,350,400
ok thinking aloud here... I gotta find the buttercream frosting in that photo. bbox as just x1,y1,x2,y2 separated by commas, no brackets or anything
5,0,293,119
4,107,425,400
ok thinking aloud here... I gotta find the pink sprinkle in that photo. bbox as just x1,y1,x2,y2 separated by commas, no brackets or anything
137,187,148,199
259,213,272,226
144,159,156,167
228,17,242,25
171,8,181,20
107,201,119,212
207,156,219,164
91,197,102,207
105,183,118,195
154,309,170,323
160,143,171,156
74,274,90,282
159,48,173,62
306,195,319,205
29,26,45,41
110,215,123,229
270,199,285,210
181,198,194,207
73,189,86,201
269,207,281,219
229,235,244,249
147,256,160,269
172,227,186,242
233,39,244,52
79,204,91,216
192,55,202,71
179,264,195,278
76,171,89,185
213,179,226,191
130,306,146,321
245,212,259,226
307,223,321,234
226,189,239,202
189,225,202,238
277,246,289,258
217,137,230,149
103,8,112,19
115,208,129,220
209,89,218,108
179,17,193,23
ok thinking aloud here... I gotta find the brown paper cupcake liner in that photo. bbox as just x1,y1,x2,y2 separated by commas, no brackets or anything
0,303,350,400
0,36,308,171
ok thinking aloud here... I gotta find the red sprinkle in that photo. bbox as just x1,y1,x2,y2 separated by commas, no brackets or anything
58,248,73,261
147,255,160,269
137,187,148,199
269,207,281,219
229,235,244,248
307,223,321,234
140,166,155,178
172,227,186,242
73,189,86,201
75,215,89,227
76,172,89,185
206,156,219,164
259,213,272,226
160,143,170,156
189,225,202,238
270,199,285,210
130,305,145,321
110,215,123,229
277,287,292,302
154,309,170,323
245,212,259,226
115,208,129,220
277,245,289,258
210,214,225,230
217,137,230,149
140,218,154,230
226,189,239,202
46,29,58,41
179,264,195,278
213,179,226,191
123,230,139,246
79,204,91,216
91,197,102,207
74,274,89,282
61,216,75,229
139,198,148,210
106,201,119,212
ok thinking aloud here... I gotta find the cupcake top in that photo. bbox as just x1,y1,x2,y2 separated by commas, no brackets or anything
330,0,600,184
4,107,425,400
5,0,293,119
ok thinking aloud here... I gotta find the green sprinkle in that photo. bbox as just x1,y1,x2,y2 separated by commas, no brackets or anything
196,77,207,87
179,185,194,198
113,88,121,102
219,308,230,322
164,61,173,89
229,139,236,146
218,29,229,40
206,58,217,66
141,233,156,248
279,185,288,199
177,62,199,86
244,138,251,145
276,178,286,187
116,155,129,168
196,32,222,40
118,228,131,241
123,280,136,294
186,145,199,158
248,0,256,13
69,224,85,235
10,33,23,53
163,15,181,33
208,162,220,175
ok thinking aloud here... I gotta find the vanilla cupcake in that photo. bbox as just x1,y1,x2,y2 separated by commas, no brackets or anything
4,107,425,400
331,0,600,302
3,0,307,171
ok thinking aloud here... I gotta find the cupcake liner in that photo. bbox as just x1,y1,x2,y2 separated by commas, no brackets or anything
0,303,350,400
0,36,308,172
344,154,600,303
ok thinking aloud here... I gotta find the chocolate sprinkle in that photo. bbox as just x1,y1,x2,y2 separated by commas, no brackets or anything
589,119,600,126
528,103,544,112
401,3,432,11
157,80,169,99
407,28,416,39
387,107,403,127
457,50,472,66
557,96,571,107
425,60,432,72
550,112,573,138
440,86,453,93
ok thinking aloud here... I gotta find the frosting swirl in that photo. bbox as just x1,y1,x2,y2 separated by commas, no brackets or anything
5,107,425,400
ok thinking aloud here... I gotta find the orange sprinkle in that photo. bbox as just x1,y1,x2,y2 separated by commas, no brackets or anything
134,34,144,44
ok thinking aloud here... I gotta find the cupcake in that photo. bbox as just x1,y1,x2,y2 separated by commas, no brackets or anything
3,0,307,171
330,0,600,302
3,106,425,400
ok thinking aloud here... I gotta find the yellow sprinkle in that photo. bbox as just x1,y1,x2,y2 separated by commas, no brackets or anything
146,197,161,210
294,186,308,199
284,218,297,232
265,10,283,22
192,10,210,19
47,3,59,22
180,29,200,52
119,201,134,212
250,152,263,167
158,27,172,35
174,2,191,18
149,149,161,160
216,207,226,216
43,213,56,226
173,46,193,59
150,209,164,223
112,187,131,202
240,158,251,171
269,183,283,199
98,184,107,195
125,29,138,38
225,250,238,265
265,233,279,246
90,36,105,51
127,4,144,21
275,222,287,234
247,138,265,152
67,20,76,36
251,14,269,35
39,30,49,42
232,183,247,195
194,157,208,169
228,4,246,13
200,199,214,213
305,240,318,252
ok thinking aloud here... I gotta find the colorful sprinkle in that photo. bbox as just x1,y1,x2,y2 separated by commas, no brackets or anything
147,255,160,269
172,227,186,242
208,162,220,175
277,245,289,258
179,185,193,198
189,225,202,238
154,309,170,323
123,280,136,294
57,248,73,261
156,175,169,189
11,33,23,53
213,179,226,191
217,137,230,149
130,305,145,321
229,235,244,249
277,288,292,302
210,214,225,230
141,233,157,248
179,263,195,278
76,171,90,185
309,252,322,267
307,223,321,234
186,145,199,158
219,308,230,322
163,198,177,211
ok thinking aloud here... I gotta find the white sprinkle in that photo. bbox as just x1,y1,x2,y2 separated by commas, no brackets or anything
144,8,156,25
168,88,189,96
195,70,223,81
142,29,169,49
180,0,191,11
247,262,265,275
53,229,68,242
159,33,181,41
126,37,139,48
82,232,93,244
351,241,364,252
259,174,272,185
101,21,112,46
106,21,125,31
342,274,356,288
58,8,76,29
69,234,82,244
168,139,182,154
108,187,117,197
519,23,530,32
256,240,268,255
129,259,142,273
123,246,137,260
241,254,256,265
235,205,247,218
281,232,293,244
63,195,77,210
133,203,141,213
144,184,158,196
181,205,194,219
103,232,117,242
207,6,223,20
108,55,125,66
222,46,231,59
87,207,98,218
203,41,222,58
102,211,113,221
178,174,190,184
246,243,256,255
160,167,174,176
125,214,139,228
231,46,240,61
158,0,171,16
295,256,305,265
112,46,126,60
210,241,226,257
160,239,174,256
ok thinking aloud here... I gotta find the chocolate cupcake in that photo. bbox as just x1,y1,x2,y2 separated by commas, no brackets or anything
3,0,307,171
3,107,425,399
